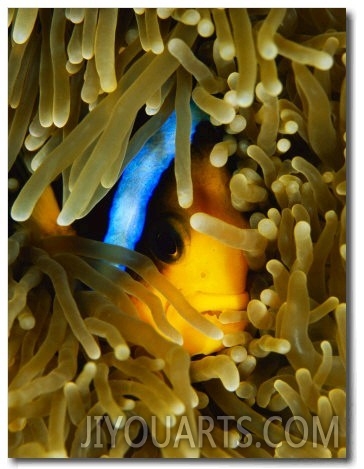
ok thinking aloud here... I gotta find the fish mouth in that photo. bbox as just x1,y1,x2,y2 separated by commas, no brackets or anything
185,291,249,315
201,309,247,325
201,310,223,318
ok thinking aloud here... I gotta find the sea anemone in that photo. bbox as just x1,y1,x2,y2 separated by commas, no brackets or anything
8,8,346,458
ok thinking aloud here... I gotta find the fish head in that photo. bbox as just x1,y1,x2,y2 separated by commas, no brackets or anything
136,153,249,355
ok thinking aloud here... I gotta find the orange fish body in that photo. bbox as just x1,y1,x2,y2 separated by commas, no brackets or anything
26,109,250,357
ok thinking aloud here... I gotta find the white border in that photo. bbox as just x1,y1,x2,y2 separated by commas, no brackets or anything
3,2,361,468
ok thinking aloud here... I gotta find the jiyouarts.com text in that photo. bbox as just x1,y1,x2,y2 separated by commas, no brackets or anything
80,414,340,449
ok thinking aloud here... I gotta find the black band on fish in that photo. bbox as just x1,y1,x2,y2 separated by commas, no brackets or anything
104,104,207,256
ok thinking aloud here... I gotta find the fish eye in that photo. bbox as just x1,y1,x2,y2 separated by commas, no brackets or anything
148,219,185,264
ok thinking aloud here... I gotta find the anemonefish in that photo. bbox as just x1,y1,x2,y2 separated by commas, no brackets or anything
105,105,249,356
